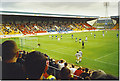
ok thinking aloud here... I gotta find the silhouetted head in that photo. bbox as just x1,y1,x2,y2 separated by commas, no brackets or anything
2,40,18,61
24,51,47,79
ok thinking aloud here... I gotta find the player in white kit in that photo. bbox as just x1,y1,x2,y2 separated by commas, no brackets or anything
75,50,82,63
103,33,104,38
85,36,87,41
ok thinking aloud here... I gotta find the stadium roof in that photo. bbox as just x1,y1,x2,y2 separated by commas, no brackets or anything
110,16,119,22
0,11,99,19
1,2,118,17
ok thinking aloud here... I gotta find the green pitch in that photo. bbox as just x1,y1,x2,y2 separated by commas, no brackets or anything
1,30,119,77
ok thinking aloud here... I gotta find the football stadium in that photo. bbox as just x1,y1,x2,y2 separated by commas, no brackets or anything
0,1,119,80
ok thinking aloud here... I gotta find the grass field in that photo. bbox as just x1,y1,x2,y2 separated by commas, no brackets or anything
1,30,119,77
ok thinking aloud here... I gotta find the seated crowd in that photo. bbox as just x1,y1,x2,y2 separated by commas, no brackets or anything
1,22,95,35
1,23,20,35
1,40,118,80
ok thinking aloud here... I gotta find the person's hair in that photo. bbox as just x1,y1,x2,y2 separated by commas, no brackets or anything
85,68,89,73
64,62,68,67
24,51,47,79
60,60,63,63
77,67,82,70
44,54,48,57
91,70,107,80
49,58,53,62
72,65,74,68
77,51,79,53
60,67,71,80
2,40,18,61
82,68,85,71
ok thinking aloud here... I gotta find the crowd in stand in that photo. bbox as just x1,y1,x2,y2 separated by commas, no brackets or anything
1,23,20,35
1,22,95,35
1,40,118,80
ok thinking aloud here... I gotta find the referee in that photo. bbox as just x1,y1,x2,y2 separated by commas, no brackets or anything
82,41,84,49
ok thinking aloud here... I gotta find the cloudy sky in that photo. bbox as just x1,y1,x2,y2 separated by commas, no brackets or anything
0,0,119,17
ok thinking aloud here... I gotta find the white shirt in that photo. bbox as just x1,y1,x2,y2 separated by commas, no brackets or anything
70,68,77,74
57,62,65,70
79,51,82,57
75,53,81,57
79,51,82,54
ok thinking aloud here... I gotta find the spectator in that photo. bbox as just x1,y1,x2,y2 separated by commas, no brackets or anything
64,62,69,69
48,59,59,75
80,68,90,79
69,65,77,75
74,66,84,80
56,59,66,70
2,40,25,79
23,51,47,80
90,70,107,80
60,67,71,80
105,74,118,80
90,70,118,80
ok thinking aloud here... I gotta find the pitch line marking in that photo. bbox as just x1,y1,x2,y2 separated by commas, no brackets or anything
23,46,119,66
94,60,119,66
95,51,118,60
42,48,119,66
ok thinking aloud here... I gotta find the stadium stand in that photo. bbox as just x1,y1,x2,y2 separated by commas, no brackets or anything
1,22,96,35
83,23,96,30
1,14,98,35
112,23,119,29
1,23,20,35
111,16,119,30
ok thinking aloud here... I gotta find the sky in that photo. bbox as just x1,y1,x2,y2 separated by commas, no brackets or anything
0,0,119,17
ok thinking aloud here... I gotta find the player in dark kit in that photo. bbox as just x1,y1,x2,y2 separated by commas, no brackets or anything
75,37,77,42
82,41,84,49
79,38,81,43
56,35,57,39
117,33,119,38
52,35,54,39
72,34,73,39
94,34,96,39
61,35,62,39
38,44,40,46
